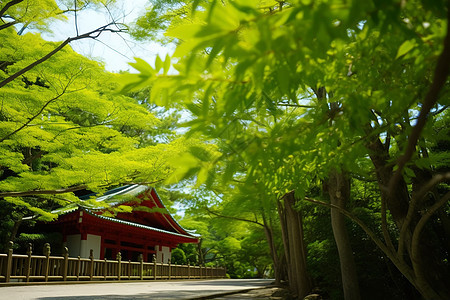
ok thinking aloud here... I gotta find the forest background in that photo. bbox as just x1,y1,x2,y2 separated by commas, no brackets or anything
0,1,449,300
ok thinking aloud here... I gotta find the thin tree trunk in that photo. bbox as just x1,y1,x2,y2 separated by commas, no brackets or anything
9,219,21,242
277,198,292,284
262,217,282,284
327,170,361,300
197,238,204,265
278,191,311,298
5,218,22,252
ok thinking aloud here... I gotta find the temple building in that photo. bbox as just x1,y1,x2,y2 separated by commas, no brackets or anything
42,185,198,263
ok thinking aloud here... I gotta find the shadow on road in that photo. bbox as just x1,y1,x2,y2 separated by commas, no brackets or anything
187,279,272,287
37,289,229,300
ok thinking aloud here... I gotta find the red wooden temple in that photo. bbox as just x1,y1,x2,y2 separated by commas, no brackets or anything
44,185,198,263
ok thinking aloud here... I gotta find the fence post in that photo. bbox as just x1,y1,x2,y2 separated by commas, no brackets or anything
187,260,190,280
62,247,69,281
89,249,94,281
168,259,171,280
128,260,131,280
76,255,81,281
5,241,13,283
139,254,143,280
26,243,32,282
116,252,121,281
43,243,51,282
103,258,107,280
153,254,157,280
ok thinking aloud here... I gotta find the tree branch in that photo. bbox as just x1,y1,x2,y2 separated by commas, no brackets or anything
303,197,394,259
389,4,450,193
411,191,450,294
303,196,417,285
74,0,79,36
0,23,127,89
0,87,68,142
398,172,450,259
276,103,315,108
0,185,87,198
0,20,18,31
0,0,24,18
204,206,265,227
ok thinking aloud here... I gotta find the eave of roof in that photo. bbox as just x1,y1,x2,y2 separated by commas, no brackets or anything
52,184,154,214
81,209,198,240
79,184,150,205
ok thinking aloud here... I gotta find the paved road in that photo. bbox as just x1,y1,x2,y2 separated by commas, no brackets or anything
0,279,273,300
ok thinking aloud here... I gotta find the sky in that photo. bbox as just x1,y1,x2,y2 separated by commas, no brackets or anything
44,0,172,73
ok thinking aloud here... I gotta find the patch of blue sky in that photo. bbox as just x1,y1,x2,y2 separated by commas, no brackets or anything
42,0,174,73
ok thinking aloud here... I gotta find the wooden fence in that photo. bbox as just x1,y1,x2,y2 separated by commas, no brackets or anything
0,242,226,283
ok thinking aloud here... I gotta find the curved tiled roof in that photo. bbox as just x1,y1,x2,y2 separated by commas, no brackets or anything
82,209,198,240
53,184,199,240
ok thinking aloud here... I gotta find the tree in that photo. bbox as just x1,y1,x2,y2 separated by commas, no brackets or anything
124,0,450,298
0,0,128,89
170,247,187,264
0,0,212,250
180,201,273,279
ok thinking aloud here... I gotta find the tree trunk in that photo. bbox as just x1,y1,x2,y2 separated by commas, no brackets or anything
9,218,22,243
314,88,361,299
5,218,22,252
411,166,450,297
197,238,204,265
365,134,411,231
278,191,311,298
262,220,282,284
366,130,450,299
326,170,361,300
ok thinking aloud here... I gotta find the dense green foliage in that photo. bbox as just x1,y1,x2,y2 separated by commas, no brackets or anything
125,0,450,299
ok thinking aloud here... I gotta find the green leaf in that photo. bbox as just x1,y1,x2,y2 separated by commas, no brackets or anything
205,38,226,68
165,153,200,184
128,57,155,76
166,24,204,40
163,54,171,75
396,40,416,59
208,2,240,31
277,64,290,95
119,73,151,94
155,55,163,73
196,166,209,186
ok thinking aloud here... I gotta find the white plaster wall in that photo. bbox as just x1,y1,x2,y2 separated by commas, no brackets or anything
66,234,81,258
65,234,101,259
80,234,101,259
156,245,171,263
